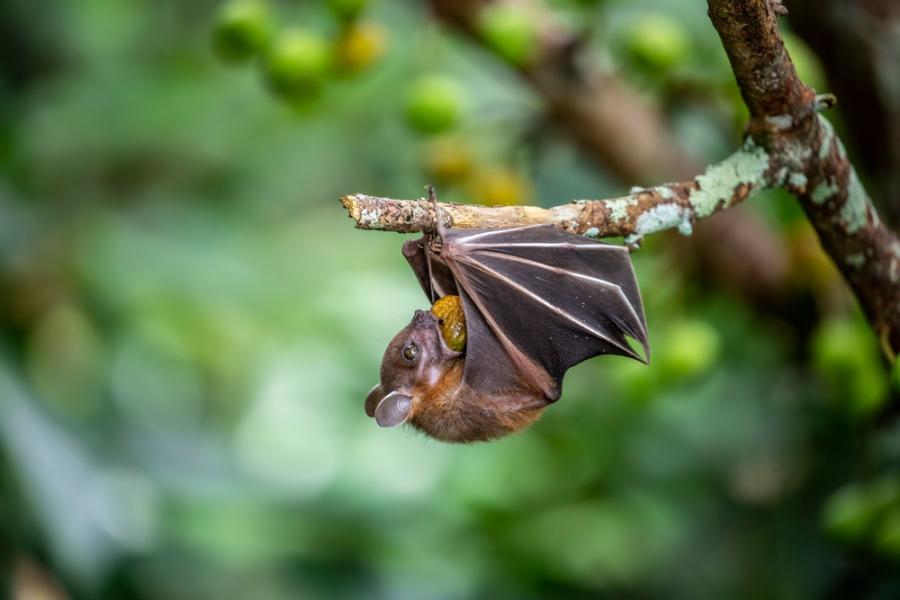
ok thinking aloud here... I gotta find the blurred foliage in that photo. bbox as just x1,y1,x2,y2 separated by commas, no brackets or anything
0,0,897,599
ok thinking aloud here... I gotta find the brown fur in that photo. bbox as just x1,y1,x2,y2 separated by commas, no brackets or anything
367,310,549,443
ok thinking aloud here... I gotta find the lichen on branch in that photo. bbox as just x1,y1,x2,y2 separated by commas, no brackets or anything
341,137,778,244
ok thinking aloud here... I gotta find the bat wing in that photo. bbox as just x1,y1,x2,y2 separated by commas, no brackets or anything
403,225,648,401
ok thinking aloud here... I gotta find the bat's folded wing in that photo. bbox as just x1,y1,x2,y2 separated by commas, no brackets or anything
445,225,649,400
402,237,457,298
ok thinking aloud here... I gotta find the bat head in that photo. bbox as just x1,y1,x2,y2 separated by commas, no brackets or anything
365,309,462,428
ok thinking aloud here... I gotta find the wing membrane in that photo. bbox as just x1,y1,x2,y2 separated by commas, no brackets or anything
403,225,649,401
447,226,648,398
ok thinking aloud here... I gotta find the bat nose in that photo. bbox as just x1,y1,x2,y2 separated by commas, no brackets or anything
412,309,438,327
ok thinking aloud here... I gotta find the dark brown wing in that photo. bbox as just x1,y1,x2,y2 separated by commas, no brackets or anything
403,225,648,401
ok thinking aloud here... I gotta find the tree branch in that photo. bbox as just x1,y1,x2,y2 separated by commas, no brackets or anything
788,0,900,228
707,0,900,354
342,138,774,241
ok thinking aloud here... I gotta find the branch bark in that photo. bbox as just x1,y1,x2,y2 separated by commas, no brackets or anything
788,0,900,228
342,138,773,241
707,0,899,355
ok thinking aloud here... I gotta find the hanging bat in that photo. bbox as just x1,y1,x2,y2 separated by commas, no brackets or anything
365,194,649,443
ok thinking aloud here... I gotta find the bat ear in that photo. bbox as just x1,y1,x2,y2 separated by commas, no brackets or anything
374,392,413,428
365,384,384,417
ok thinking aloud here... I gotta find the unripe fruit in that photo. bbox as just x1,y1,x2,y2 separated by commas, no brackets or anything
823,478,899,545
875,508,900,559
212,0,272,63
334,21,387,75
326,0,369,22
658,319,721,380
811,319,888,417
614,360,656,404
822,484,878,542
476,5,539,67
624,15,691,73
405,75,467,135
264,28,331,102
812,320,866,373
467,166,531,207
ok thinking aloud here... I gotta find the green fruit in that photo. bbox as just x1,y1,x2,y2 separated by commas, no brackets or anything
264,28,331,101
405,75,467,135
823,478,900,543
849,362,889,417
326,0,369,21
867,477,900,514
812,319,888,417
823,484,878,542
624,14,691,73
659,319,721,380
614,359,656,404
875,508,900,559
476,5,538,67
212,0,272,63
813,320,867,373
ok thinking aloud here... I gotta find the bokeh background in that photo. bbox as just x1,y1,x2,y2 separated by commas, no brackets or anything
1,0,899,598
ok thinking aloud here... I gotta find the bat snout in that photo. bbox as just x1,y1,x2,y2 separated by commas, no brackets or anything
411,309,439,328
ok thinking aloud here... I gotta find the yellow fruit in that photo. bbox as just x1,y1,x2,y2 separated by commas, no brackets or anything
423,137,474,184
467,166,531,206
431,295,466,352
334,21,387,74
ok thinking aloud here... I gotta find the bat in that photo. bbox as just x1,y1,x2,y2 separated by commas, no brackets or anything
366,193,649,443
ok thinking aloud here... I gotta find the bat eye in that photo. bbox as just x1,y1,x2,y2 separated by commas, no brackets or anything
402,342,420,362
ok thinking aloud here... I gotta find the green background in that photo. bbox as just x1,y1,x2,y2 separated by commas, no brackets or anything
0,1,897,598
